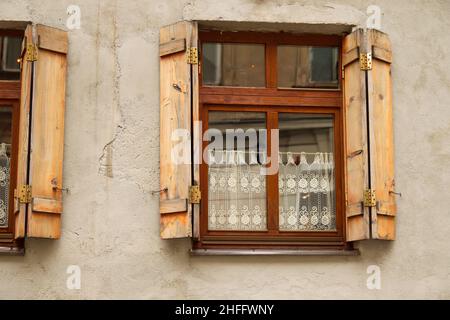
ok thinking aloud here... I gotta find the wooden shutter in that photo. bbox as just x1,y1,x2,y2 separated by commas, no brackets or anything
343,29,396,241
14,25,33,239
15,24,68,239
159,21,199,239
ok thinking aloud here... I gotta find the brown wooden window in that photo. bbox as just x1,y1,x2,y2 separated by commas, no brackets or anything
197,31,346,251
0,24,68,255
159,22,397,255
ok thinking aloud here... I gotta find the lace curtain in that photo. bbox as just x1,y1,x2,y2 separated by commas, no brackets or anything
208,150,267,231
0,143,10,228
279,152,335,231
207,150,335,232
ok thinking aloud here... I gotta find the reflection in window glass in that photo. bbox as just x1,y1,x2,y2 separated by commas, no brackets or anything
0,37,22,80
277,46,339,89
0,107,12,228
202,43,265,87
207,112,267,231
278,113,336,231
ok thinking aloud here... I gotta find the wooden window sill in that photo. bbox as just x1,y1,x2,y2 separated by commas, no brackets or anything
0,245,25,256
190,248,360,256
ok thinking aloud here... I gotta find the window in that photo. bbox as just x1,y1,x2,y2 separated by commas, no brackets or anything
195,31,346,250
159,23,397,254
0,24,68,254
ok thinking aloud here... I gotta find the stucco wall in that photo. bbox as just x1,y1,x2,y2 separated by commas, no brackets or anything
0,0,449,299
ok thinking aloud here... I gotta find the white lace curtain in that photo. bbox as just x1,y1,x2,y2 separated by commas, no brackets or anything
208,150,267,231
0,143,10,228
279,152,335,231
208,150,335,232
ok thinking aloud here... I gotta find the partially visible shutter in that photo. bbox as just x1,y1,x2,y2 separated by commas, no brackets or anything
343,29,396,241
159,21,198,239
366,30,396,240
342,29,370,241
26,24,68,238
14,24,33,239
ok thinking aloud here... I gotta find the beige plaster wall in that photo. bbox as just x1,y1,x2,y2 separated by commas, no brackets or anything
0,0,449,299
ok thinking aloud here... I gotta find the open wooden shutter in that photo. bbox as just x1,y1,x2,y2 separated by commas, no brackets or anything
343,29,396,241
14,24,33,239
159,21,199,239
14,24,68,239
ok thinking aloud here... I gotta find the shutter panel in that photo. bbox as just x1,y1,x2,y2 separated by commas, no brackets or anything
366,30,396,240
343,29,396,241
159,21,198,239
343,29,370,241
26,24,68,238
14,25,33,239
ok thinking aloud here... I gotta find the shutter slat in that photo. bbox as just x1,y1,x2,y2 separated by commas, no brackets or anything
14,25,33,239
343,29,370,241
367,30,396,240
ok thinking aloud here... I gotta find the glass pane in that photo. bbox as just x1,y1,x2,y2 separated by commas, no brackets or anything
202,43,265,87
278,113,336,231
0,37,22,80
207,112,267,231
277,46,339,89
0,107,12,228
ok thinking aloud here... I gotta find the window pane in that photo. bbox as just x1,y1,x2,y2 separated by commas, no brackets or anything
278,113,336,231
202,43,265,87
277,46,339,89
207,112,267,231
0,107,12,228
0,37,22,80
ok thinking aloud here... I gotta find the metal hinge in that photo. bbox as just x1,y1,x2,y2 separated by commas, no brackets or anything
363,189,376,207
25,44,38,62
186,47,198,64
360,52,372,70
17,185,32,204
189,185,201,204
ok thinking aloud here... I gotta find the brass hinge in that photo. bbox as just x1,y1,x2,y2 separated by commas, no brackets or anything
17,185,32,204
25,44,38,62
189,185,201,204
186,47,198,64
360,52,372,70
363,189,376,207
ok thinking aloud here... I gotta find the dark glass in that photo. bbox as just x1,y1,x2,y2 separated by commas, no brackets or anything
202,43,265,87
0,36,22,80
277,46,339,89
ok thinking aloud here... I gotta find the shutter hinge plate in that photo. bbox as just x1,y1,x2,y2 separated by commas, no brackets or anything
189,185,201,204
360,52,372,70
25,44,38,62
363,189,376,207
187,47,198,64
18,185,32,204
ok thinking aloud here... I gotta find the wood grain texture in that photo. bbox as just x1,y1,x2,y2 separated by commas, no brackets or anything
36,24,68,54
367,29,396,240
14,24,33,239
160,21,195,239
342,29,370,241
27,25,67,239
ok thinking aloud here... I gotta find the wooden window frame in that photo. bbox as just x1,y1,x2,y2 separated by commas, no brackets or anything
195,30,352,251
0,29,23,253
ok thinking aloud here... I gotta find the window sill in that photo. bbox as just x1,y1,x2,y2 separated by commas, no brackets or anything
190,248,360,256
0,245,25,256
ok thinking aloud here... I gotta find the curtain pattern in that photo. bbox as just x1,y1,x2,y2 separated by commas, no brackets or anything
208,150,267,231
208,150,335,232
279,152,335,231
0,143,10,228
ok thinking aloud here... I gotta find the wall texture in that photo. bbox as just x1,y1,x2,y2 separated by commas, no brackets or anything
0,0,449,299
